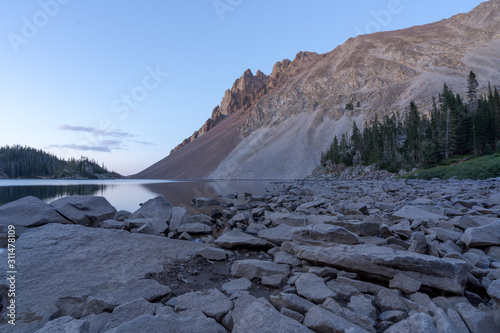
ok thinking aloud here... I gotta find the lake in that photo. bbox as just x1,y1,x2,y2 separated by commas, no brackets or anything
0,179,291,213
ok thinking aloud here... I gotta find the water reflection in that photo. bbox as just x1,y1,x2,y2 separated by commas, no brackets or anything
0,184,105,205
0,179,292,213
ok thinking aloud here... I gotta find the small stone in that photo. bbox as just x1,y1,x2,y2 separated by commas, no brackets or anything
222,278,252,294
389,273,422,294
261,274,287,288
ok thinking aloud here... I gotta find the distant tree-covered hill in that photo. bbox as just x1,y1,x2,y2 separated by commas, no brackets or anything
0,145,121,179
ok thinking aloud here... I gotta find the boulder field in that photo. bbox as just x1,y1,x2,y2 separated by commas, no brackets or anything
1,178,500,332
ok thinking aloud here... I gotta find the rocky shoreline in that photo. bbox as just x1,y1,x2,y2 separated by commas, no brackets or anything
1,178,500,332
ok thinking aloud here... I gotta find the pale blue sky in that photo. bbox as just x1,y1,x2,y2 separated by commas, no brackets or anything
0,0,484,175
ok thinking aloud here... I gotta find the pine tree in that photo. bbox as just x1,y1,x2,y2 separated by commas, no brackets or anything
467,71,479,111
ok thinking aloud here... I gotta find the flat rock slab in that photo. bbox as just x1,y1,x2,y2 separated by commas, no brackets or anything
231,259,290,280
105,314,224,333
0,223,213,333
232,294,314,333
392,206,446,221
461,221,500,247
216,230,271,249
50,195,116,226
291,224,363,245
257,224,294,245
289,243,468,294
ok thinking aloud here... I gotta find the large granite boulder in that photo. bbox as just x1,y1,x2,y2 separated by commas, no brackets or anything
131,196,173,220
288,243,468,294
0,223,216,333
0,196,68,246
50,195,116,226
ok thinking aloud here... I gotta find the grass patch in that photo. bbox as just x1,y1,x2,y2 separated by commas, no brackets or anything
410,154,500,180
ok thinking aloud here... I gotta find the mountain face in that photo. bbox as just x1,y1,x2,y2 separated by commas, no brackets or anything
135,0,500,180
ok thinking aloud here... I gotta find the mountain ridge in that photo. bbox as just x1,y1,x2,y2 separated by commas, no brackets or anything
135,0,500,180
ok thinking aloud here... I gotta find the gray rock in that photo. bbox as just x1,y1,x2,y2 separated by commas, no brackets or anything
102,298,155,331
447,308,471,333
231,259,290,280
322,298,376,332
295,273,336,303
348,295,377,322
303,306,370,333
216,230,271,249
266,212,308,227
433,308,461,333
486,246,500,261
270,293,315,315
176,222,211,234
191,197,219,207
131,196,173,220
34,316,89,333
99,219,124,230
222,278,252,294
104,314,224,333
392,206,446,221
487,279,500,304
379,310,407,322
82,312,111,333
384,313,438,333
175,288,233,322
375,289,409,313
291,224,363,245
261,274,287,288
389,220,412,239
325,220,380,236
336,276,387,295
257,224,294,245
169,207,188,231
389,273,422,294
131,218,168,235
455,302,500,333
340,202,369,215
113,210,132,221
461,221,500,247
289,243,468,294
0,196,68,245
325,280,361,302
0,223,215,332
429,227,463,243
50,195,116,226
281,307,305,323
382,182,399,193
408,231,428,254
195,246,228,261
274,251,302,266
232,294,313,333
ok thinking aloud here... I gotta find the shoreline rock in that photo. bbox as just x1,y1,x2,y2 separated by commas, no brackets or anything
1,178,500,332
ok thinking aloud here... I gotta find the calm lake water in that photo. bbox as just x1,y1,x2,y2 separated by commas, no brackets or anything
0,179,290,213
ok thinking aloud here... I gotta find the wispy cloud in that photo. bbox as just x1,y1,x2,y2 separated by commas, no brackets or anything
48,144,116,152
132,140,156,146
52,125,154,153
58,125,134,138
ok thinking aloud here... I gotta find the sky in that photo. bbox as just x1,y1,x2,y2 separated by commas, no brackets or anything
0,0,485,176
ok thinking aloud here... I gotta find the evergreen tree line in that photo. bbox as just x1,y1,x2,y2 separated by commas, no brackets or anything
321,72,500,172
0,145,119,179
